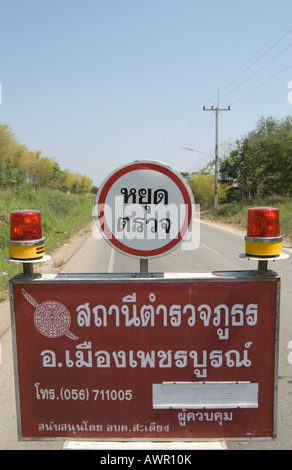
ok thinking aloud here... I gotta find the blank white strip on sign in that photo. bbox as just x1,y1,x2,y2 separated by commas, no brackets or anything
152,382,258,409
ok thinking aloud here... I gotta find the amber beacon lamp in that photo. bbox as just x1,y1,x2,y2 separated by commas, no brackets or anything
8,210,45,260
4,210,50,277
240,206,288,273
245,207,282,257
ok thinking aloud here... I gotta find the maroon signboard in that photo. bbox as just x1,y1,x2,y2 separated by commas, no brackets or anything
10,272,279,441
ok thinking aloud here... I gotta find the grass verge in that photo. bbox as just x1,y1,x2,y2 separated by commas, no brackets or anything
201,196,292,242
0,186,94,300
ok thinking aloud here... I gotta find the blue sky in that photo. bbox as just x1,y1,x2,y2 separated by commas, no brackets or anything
0,0,292,186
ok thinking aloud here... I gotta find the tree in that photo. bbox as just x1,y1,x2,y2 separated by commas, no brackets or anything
219,116,292,199
0,124,18,163
0,122,93,193
0,159,26,187
188,170,227,208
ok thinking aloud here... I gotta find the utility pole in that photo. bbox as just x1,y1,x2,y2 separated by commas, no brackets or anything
203,90,230,209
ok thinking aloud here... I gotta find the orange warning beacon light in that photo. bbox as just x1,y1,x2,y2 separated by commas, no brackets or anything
8,210,45,260
245,207,282,257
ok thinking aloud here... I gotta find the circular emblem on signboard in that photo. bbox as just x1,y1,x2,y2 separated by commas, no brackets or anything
21,289,78,340
94,160,194,259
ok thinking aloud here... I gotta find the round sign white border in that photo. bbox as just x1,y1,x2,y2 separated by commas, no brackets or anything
94,160,194,259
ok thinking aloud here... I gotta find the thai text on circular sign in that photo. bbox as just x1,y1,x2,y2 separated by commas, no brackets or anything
95,160,194,258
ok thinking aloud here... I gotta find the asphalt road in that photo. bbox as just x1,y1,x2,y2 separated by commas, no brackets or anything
1,219,292,450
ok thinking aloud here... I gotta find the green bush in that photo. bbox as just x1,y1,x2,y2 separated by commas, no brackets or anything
188,173,228,208
202,196,292,240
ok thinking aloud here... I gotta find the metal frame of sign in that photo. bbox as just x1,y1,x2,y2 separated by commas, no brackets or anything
10,270,280,442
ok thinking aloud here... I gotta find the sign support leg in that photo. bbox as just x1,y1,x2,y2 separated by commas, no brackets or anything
258,260,268,275
22,262,34,277
140,258,149,276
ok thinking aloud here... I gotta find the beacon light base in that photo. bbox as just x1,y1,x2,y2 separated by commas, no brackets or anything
3,255,51,264
8,238,45,260
245,236,282,257
239,252,289,261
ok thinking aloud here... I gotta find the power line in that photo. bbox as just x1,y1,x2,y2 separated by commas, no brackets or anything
161,109,204,161
161,105,211,163
219,22,292,97
162,17,292,168
220,43,292,102
230,61,292,106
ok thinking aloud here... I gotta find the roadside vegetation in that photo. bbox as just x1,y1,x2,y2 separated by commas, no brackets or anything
0,122,95,299
202,196,292,242
0,186,94,299
184,115,292,241
0,123,93,193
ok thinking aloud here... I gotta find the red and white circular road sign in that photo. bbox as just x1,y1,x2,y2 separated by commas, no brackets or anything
95,160,194,259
